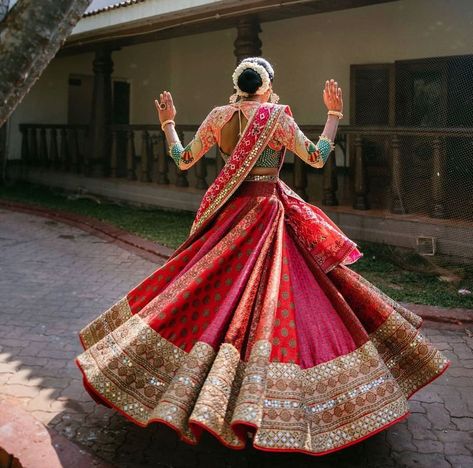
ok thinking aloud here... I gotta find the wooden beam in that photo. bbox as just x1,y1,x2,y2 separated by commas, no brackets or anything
59,0,399,57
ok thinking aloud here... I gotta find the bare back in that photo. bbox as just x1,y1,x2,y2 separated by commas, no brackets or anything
219,107,278,176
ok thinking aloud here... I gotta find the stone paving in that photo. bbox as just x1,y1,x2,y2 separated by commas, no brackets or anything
0,208,472,468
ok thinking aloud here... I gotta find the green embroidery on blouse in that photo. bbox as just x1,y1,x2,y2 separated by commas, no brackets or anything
219,146,282,168
253,147,282,168
317,137,333,164
169,141,194,167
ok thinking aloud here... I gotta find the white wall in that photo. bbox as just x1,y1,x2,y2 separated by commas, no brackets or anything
7,0,473,159
6,54,94,160
261,0,473,122
112,27,235,124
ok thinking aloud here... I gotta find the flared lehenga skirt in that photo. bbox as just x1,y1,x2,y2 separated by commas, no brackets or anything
75,180,450,456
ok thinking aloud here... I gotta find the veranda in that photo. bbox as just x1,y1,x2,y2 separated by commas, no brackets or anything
5,0,473,261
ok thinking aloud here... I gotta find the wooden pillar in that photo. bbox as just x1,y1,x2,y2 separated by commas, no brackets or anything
140,130,151,182
38,128,48,167
322,150,338,206
20,126,29,165
29,127,38,166
156,134,169,185
110,130,118,177
88,47,113,176
390,134,405,214
49,128,59,169
353,134,369,210
234,17,262,64
60,128,69,171
0,124,6,183
431,136,446,218
69,128,80,173
293,157,308,200
126,130,136,180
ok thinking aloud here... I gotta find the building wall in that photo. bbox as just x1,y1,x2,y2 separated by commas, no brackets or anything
6,53,94,160
6,0,473,160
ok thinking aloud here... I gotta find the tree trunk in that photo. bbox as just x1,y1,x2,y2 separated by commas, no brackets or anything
0,0,10,23
0,0,92,127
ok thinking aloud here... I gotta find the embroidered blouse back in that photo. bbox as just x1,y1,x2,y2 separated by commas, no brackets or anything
168,101,334,170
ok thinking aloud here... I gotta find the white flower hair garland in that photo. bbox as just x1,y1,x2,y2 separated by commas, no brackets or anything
232,60,272,97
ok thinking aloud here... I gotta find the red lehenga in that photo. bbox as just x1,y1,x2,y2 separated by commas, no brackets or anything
75,103,450,456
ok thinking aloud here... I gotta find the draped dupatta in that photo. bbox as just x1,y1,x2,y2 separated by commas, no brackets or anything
171,102,285,258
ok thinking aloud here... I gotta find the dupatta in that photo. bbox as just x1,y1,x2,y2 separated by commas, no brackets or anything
171,102,285,257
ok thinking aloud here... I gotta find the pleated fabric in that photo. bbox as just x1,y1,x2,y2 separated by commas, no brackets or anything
76,180,450,456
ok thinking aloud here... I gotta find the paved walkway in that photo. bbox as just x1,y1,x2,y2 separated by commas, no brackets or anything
0,208,472,468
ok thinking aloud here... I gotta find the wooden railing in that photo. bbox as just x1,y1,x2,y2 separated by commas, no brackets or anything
19,124,89,173
107,124,220,189
19,122,473,219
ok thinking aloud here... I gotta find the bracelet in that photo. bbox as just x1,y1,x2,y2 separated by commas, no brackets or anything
161,119,175,131
327,110,343,120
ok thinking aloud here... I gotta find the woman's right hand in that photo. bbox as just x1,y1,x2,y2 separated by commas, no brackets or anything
154,91,176,123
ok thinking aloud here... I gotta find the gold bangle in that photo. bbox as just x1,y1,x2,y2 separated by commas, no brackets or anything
161,119,175,131
327,110,343,120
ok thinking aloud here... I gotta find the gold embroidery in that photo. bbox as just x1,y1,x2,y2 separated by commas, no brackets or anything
77,314,185,425
76,310,449,454
256,340,407,452
79,296,132,349
233,340,271,427
370,310,449,397
190,343,245,447
152,341,216,443
356,273,423,328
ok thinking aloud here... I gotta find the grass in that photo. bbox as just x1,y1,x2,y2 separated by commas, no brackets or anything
0,181,195,248
1,181,472,309
350,242,473,309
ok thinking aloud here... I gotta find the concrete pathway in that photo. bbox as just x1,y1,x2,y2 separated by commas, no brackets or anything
0,208,472,468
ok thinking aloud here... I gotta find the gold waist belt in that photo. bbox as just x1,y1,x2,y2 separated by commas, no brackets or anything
244,174,279,182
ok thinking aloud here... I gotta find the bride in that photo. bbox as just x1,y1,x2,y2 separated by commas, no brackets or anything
75,57,450,456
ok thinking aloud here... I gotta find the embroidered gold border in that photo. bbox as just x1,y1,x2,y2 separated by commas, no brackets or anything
356,272,423,329
79,296,132,349
76,308,449,454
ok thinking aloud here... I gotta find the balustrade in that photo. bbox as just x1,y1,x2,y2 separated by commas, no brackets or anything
19,122,473,221
20,124,88,172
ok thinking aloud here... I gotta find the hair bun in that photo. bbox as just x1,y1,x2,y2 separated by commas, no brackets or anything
237,68,263,95
232,57,274,97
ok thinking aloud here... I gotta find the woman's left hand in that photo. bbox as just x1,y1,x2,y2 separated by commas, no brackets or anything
154,91,176,123
323,79,343,112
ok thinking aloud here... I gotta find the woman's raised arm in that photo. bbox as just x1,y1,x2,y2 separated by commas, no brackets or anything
154,91,218,171
275,79,343,169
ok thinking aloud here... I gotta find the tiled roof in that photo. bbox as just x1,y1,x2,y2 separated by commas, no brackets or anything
83,0,147,17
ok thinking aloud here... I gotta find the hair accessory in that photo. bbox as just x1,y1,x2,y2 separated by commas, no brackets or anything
161,119,175,131
232,60,272,97
327,110,343,120
229,92,239,104
269,92,280,104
